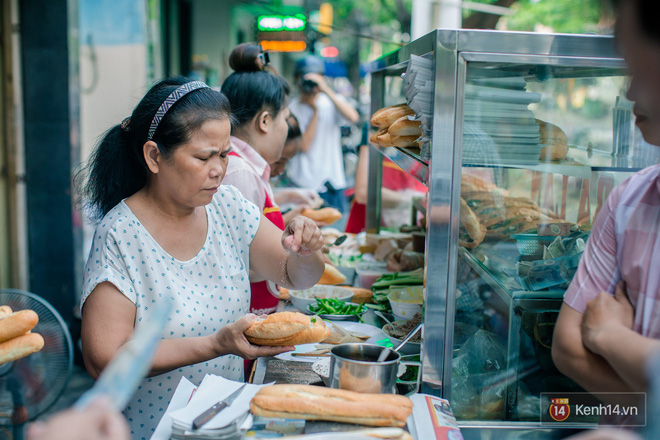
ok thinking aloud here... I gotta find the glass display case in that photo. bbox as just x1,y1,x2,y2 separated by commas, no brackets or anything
367,30,658,437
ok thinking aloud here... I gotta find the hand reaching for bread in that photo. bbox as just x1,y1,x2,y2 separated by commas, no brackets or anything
243,311,330,346
282,216,324,256
0,306,45,365
215,314,294,360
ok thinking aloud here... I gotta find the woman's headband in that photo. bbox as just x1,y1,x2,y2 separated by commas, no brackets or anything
147,81,209,141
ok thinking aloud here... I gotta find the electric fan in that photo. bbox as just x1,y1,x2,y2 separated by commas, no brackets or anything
0,289,73,440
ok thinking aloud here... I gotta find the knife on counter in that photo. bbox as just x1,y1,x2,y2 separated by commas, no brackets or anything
192,383,247,430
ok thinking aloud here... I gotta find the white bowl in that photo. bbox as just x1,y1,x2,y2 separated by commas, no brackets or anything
289,285,354,314
387,286,423,320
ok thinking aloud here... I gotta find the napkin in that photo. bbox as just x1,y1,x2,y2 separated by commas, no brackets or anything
151,376,197,440
168,375,273,430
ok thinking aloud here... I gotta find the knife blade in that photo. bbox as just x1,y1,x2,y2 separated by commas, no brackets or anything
192,383,247,430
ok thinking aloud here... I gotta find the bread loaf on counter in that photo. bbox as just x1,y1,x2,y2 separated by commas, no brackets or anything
250,384,413,427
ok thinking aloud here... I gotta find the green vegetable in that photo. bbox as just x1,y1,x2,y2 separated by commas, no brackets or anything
311,298,367,321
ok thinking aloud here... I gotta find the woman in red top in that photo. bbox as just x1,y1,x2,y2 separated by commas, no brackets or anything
220,43,292,315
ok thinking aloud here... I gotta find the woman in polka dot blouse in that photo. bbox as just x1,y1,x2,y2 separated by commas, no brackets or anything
76,77,325,439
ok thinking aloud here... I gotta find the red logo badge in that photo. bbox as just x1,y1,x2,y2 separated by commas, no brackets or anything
549,398,570,422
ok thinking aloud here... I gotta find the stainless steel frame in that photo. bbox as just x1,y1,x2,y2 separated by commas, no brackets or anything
367,29,625,436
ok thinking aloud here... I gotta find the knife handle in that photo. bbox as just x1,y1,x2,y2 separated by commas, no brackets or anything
192,401,228,430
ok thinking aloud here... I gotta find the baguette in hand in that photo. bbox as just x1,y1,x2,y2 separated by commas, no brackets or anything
244,312,330,346
250,384,413,427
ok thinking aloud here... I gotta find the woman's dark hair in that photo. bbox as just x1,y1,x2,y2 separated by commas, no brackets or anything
228,42,264,72
77,76,232,220
286,113,302,140
221,43,290,130
612,0,660,43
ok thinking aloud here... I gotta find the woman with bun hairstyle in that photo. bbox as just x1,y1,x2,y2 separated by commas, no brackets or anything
78,77,324,439
221,43,299,315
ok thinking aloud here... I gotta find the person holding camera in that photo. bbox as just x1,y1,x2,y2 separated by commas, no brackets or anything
288,56,359,217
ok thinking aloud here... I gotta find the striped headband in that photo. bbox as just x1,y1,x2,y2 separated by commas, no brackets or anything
147,81,209,141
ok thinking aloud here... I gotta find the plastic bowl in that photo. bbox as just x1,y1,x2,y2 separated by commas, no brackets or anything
355,261,393,290
387,286,423,320
289,285,353,314
307,301,367,322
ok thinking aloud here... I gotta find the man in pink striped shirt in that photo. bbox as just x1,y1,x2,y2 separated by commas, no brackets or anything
552,0,660,397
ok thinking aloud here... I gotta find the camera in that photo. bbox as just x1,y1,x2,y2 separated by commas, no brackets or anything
300,78,318,93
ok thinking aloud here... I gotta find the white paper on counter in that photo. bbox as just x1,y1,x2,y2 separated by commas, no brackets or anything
168,374,273,430
151,376,196,440
409,393,463,440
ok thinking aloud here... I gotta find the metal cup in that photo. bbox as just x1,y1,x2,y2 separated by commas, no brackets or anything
329,343,401,394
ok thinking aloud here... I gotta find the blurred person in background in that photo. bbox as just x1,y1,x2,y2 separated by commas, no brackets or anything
271,113,323,224
288,55,359,217
552,0,660,417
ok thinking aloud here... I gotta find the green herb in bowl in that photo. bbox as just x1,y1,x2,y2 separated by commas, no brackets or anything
308,298,367,322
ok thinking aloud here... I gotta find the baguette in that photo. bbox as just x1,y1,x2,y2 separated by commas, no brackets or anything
342,286,374,304
537,119,568,161
539,143,569,161
244,312,330,346
388,116,421,137
370,104,409,128
301,207,342,226
250,384,413,427
0,332,44,365
390,135,419,148
370,127,388,145
0,310,39,344
384,106,415,127
0,306,13,319
377,132,393,148
318,263,347,285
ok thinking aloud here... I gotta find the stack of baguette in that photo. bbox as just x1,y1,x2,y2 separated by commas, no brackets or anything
250,384,413,427
0,306,44,365
459,173,571,247
369,104,421,148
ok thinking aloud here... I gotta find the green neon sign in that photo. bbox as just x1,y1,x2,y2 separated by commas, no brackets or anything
257,14,306,32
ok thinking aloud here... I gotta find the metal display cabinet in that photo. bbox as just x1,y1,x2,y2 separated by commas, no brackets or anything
367,30,655,438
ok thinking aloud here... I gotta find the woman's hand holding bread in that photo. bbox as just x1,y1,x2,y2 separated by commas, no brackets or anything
243,311,330,346
282,215,324,256
215,314,294,359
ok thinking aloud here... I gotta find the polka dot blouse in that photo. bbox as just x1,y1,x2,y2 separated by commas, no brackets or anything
81,185,260,440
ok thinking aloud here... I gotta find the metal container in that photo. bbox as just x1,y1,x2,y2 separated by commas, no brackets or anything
329,343,400,394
